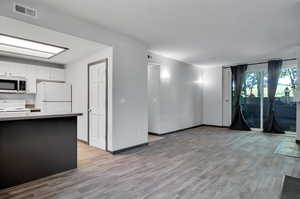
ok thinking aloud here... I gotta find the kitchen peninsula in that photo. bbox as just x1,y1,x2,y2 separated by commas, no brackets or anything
0,112,82,189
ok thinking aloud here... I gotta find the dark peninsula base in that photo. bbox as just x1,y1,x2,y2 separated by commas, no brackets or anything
0,116,78,189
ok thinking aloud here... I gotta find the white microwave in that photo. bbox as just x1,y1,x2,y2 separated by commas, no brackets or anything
0,78,26,93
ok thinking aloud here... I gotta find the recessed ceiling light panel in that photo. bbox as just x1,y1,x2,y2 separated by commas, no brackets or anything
0,34,68,59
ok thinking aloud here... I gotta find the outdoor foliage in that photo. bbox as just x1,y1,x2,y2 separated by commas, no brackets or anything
241,67,297,97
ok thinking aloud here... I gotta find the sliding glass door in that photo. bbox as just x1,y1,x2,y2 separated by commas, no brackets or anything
241,71,263,129
232,62,297,132
269,67,297,132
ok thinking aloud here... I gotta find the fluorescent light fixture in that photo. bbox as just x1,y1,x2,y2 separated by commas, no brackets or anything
0,34,68,59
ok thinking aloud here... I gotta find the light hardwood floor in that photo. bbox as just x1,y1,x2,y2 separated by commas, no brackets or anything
148,134,164,143
1,127,300,199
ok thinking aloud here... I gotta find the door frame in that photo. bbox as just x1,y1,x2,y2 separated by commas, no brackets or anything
222,67,232,127
147,62,161,135
87,58,108,151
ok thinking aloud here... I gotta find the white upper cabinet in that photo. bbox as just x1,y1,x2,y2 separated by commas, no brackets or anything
37,66,52,80
11,64,27,77
35,67,65,82
0,61,65,93
2,65,14,76
0,65,9,76
49,68,65,82
0,62,27,77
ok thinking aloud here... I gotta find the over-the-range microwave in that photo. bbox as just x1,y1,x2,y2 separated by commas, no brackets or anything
0,77,26,93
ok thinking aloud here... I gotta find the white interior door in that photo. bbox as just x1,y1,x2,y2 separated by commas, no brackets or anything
89,61,107,150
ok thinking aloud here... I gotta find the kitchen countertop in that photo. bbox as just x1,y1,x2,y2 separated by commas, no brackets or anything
0,112,82,121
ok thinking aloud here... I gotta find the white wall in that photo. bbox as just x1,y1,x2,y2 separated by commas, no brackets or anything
202,66,223,126
0,93,35,105
148,53,203,134
0,1,148,152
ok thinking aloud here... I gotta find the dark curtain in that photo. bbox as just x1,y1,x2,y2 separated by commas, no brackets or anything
263,60,284,133
230,65,251,131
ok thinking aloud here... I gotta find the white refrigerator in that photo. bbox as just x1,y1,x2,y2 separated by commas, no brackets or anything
36,82,72,113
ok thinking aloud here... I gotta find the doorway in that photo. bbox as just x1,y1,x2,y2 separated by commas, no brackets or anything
148,63,160,134
88,59,108,151
147,63,164,141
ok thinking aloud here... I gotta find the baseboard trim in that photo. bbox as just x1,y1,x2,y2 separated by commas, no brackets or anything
77,139,88,144
109,143,149,154
203,124,229,128
149,124,229,136
148,132,160,135
154,124,204,136
296,140,300,144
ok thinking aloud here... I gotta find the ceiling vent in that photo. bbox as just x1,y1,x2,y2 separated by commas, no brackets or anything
13,3,37,18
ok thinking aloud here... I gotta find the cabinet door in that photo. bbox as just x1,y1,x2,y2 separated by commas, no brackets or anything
50,68,65,81
0,62,28,77
3,64,15,77
26,77,37,94
11,65,27,77
25,66,38,93
36,67,51,80
0,65,8,76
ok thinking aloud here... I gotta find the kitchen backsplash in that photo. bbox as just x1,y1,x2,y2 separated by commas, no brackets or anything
0,94,35,105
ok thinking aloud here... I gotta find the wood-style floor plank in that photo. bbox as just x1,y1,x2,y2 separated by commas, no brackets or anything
1,127,300,199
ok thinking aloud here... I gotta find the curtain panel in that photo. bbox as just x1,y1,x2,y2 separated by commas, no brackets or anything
263,60,284,133
230,65,251,131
